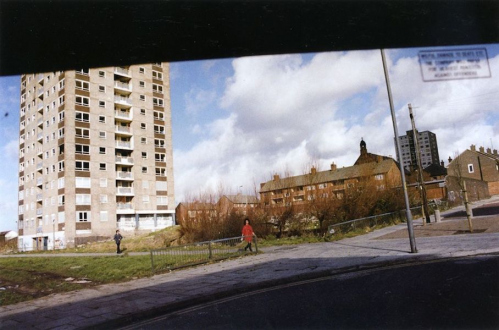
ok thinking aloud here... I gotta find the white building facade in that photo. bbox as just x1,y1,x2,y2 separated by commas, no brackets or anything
18,64,175,251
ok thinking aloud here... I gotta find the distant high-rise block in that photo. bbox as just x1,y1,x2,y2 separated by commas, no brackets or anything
17,64,175,250
397,130,440,171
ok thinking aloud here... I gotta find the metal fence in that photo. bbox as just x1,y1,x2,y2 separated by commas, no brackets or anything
326,203,443,236
150,235,258,273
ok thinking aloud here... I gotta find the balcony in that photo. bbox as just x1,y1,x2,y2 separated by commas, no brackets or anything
36,193,43,201
37,133,43,142
116,187,134,196
37,74,44,84
36,208,43,216
37,118,43,127
115,109,133,121
114,96,132,106
37,103,44,112
114,81,132,93
117,203,133,210
115,156,134,165
37,178,43,186
115,125,132,136
114,67,131,77
116,171,134,180
36,162,43,172
116,141,133,150
37,88,44,99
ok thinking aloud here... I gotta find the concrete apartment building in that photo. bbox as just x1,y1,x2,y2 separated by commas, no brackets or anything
398,130,440,171
18,63,175,251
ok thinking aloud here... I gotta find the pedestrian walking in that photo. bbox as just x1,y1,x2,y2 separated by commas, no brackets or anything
242,218,255,252
113,229,123,254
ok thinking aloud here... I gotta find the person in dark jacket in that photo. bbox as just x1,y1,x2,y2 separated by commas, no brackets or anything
114,229,123,254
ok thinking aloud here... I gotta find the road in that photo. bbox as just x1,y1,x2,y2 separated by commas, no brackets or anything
122,255,499,329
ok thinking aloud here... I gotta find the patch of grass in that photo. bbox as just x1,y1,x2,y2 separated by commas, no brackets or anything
0,255,152,306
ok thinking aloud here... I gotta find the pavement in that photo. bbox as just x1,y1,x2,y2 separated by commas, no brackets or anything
1,196,499,330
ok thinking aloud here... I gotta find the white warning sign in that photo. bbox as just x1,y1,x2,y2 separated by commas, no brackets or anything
418,48,491,82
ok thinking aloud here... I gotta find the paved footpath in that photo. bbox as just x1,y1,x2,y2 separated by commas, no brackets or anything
1,197,499,329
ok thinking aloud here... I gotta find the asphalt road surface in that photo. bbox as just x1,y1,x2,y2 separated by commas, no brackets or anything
122,255,499,329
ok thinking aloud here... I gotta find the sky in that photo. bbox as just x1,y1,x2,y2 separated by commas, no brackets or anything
1,44,498,232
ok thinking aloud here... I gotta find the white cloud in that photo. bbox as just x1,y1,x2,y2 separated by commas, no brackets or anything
173,49,499,204
184,88,217,114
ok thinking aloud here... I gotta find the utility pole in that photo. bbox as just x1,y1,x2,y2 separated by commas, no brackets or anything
408,104,431,224
462,180,474,232
381,49,417,253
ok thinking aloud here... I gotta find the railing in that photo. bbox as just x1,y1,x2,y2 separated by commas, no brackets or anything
116,141,132,149
114,96,132,105
116,171,133,180
115,125,132,134
114,67,130,76
150,236,258,273
114,81,131,90
115,156,134,164
117,187,134,195
115,110,132,119
327,203,442,235
117,203,133,210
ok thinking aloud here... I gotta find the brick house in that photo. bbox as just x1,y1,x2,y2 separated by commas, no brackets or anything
447,145,499,196
217,194,259,216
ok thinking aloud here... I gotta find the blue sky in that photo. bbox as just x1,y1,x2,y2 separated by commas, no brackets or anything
1,44,498,231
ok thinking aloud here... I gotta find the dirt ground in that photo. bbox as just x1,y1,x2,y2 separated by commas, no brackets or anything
376,215,499,240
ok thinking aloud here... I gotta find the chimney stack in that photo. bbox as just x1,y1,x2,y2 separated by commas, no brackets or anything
311,167,317,175
448,156,453,164
330,163,337,171
440,160,444,167
273,174,280,181
479,146,485,153
487,148,492,154
494,149,498,155
470,144,476,151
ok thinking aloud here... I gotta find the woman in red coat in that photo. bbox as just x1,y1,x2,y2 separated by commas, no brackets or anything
241,218,255,252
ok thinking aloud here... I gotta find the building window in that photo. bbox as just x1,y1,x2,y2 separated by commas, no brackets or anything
76,68,89,75
141,137,147,144
75,112,90,122
99,163,106,170
100,195,108,204
77,211,90,222
375,174,384,180
155,153,166,162
154,125,165,134
152,71,163,80
58,195,65,206
75,96,89,106
75,80,89,91
140,108,146,115
142,152,147,159
141,123,146,129
143,196,150,203
100,178,107,187
468,164,474,173
76,194,91,205
139,95,146,101
142,167,147,173
156,196,168,205
99,115,106,123
100,211,108,221
76,161,90,171
139,81,145,88
75,177,91,188
153,97,164,107
139,67,145,74
99,131,106,139
155,139,165,148
154,111,165,121
155,168,166,177
75,128,89,138
98,71,105,78
58,161,64,172
99,101,105,108
75,144,90,154
99,85,106,92
99,147,106,154
152,84,163,94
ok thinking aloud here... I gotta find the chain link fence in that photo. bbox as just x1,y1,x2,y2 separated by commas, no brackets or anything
150,235,258,273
